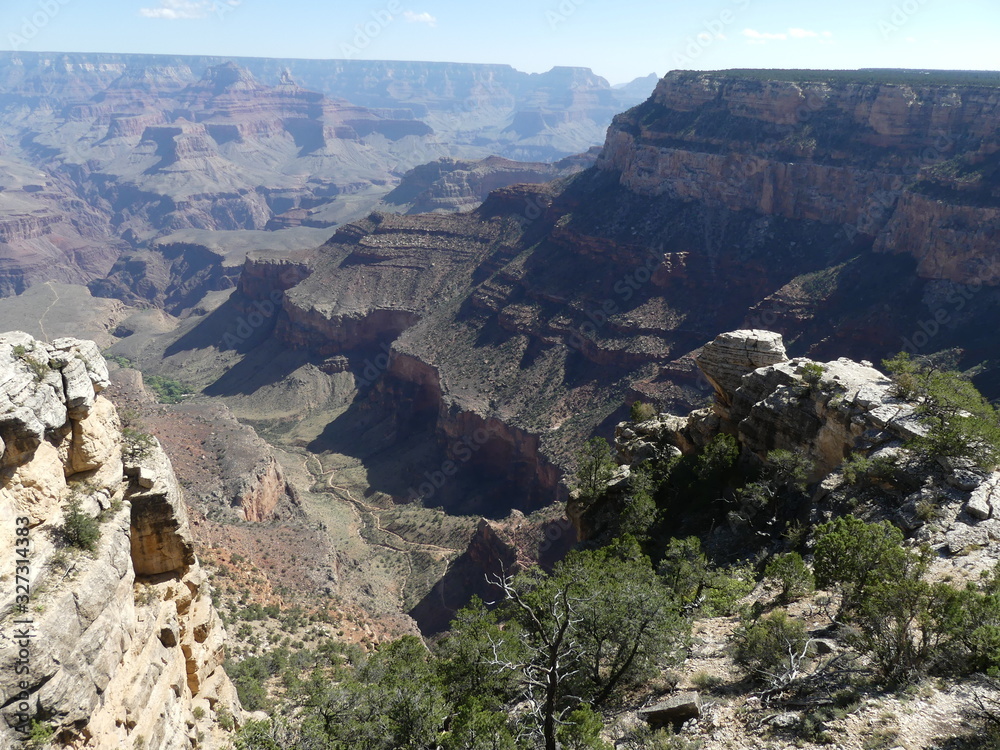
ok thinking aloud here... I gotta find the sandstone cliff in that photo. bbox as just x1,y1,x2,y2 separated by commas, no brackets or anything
0,332,240,748
598,70,1000,286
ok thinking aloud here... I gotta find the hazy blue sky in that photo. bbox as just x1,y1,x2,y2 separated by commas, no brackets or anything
1,0,997,84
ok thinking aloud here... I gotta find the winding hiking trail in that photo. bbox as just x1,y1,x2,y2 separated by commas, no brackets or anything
37,282,59,343
300,452,458,612
304,453,456,555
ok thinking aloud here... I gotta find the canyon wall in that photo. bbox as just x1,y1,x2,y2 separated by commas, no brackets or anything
598,71,1000,286
0,332,240,748
202,70,1000,527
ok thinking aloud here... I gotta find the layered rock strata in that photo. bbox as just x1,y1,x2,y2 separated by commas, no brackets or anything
0,332,239,748
598,71,1000,286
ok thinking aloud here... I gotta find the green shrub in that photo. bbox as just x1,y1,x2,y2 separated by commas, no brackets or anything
842,454,875,484
883,352,1000,468
689,670,724,691
732,610,810,688
703,561,756,616
441,699,518,750
851,575,963,685
800,361,826,385
814,515,975,684
216,706,235,731
61,497,101,552
765,552,814,602
145,375,193,404
620,474,659,541
557,704,612,750
575,437,616,501
630,400,657,423
657,537,754,616
121,427,155,460
27,720,55,747
882,352,921,400
103,353,133,369
813,515,909,616
21,355,51,383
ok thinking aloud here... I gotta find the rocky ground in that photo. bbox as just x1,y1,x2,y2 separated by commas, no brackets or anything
585,329,1000,749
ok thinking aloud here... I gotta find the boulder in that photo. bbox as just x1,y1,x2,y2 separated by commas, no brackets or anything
639,691,702,728
695,330,787,406
966,475,999,521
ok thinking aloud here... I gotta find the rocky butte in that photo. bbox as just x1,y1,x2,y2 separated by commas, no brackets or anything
0,332,240,748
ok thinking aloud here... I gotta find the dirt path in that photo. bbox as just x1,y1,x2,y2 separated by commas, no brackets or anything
305,452,456,556
37,282,59,343
299,451,461,614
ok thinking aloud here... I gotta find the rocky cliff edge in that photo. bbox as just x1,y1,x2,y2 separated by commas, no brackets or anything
0,332,241,748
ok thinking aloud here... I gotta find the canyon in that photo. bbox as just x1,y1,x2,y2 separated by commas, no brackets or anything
3,62,1000,745
92,70,1000,625
0,51,651,298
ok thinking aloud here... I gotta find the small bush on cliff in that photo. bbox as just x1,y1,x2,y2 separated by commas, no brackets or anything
883,352,1000,468
121,427,155,461
657,536,754,616
814,515,910,617
558,703,613,750
630,400,657,423
60,496,101,552
732,610,811,690
27,720,55,747
733,449,813,530
765,551,814,603
15,347,51,383
842,453,896,485
800,361,826,386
